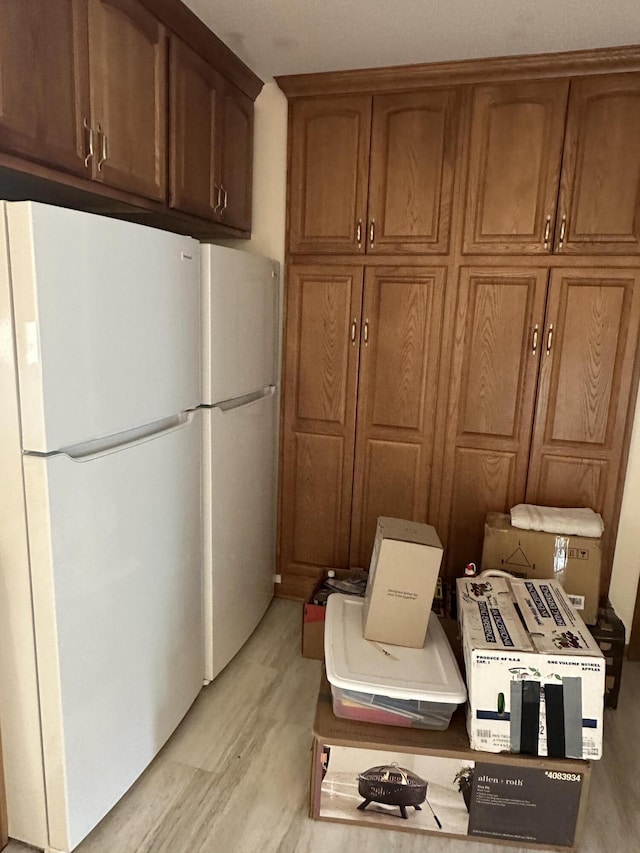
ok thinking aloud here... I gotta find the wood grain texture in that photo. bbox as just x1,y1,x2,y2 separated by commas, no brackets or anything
0,0,90,177
368,89,460,254
556,73,640,254
217,81,253,231
527,268,640,590
349,267,446,567
463,80,568,254
279,266,363,577
88,0,167,201
169,36,219,219
288,96,372,254
276,43,640,98
437,268,548,579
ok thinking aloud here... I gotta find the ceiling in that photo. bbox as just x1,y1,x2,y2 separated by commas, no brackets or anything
182,0,640,80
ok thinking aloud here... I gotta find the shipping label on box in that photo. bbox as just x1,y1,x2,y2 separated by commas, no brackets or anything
362,517,443,648
481,513,601,624
457,577,605,760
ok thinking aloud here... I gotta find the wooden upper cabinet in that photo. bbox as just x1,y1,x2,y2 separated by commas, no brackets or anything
88,0,167,201
556,74,640,254
169,37,219,219
217,81,254,232
279,266,364,575
349,267,446,568
288,95,372,255
368,89,460,254
0,0,90,176
438,267,549,576
463,80,569,254
526,270,640,562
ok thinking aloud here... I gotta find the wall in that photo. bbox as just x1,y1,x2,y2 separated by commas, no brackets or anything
609,383,640,638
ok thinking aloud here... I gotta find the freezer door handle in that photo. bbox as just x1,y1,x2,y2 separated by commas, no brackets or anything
26,411,197,462
216,386,275,413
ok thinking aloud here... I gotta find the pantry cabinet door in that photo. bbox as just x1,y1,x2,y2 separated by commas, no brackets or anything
288,96,372,255
526,269,640,585
463,80,568,254
556,74,640,254
169,37,220,220
367,88,460,255
279,266,363,577
88,0,167,201
0,0,90,176
349,267,446,569
438,268,549,577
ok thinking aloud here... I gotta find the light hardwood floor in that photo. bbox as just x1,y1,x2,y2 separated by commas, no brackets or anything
5,599,640,853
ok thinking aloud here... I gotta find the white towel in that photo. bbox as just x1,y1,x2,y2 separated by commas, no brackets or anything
510,504,604,538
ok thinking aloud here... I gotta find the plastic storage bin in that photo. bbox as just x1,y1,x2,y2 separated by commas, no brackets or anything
324,594,467,730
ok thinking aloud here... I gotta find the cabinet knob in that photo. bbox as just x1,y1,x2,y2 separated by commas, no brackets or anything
350,318,357,344
220,185,228,215
363,319,369,345
531,324,539,355
546,323,554,356
543,215,552,250
356,219,362,250
558,215,567,250
96,124,108,172
369,219,376,248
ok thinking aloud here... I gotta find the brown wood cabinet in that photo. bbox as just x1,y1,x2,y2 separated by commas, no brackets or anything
0,0,90,177
463,73,640,256
170,40,253,228
279,264,446,578
88,0,167,202
0,0,261,238
288,90,460,256
439,266,640,579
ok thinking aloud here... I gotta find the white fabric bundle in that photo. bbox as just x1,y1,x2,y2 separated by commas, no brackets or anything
510,504,604,538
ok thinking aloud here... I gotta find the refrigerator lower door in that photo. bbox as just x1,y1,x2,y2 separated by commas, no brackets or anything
21,411,203,852
203,387,277,682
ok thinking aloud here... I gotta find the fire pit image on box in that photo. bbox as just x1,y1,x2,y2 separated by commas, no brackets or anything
357,763,441,825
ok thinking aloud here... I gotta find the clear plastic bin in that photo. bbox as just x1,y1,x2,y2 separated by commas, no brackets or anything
330,684,458,729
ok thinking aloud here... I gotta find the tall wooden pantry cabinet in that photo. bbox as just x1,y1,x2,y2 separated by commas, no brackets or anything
276,46,640,597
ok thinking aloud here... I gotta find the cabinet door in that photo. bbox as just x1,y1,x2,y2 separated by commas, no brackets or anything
0,0,90,176
438,268,549,576
368,89,460,254
556,74,640,254
288,96,371,255
217,81,254,232
88,0,167,201
526,269,640,583
349,267,446,568
169,37,219,220
279,266,363,576
463,81,568,254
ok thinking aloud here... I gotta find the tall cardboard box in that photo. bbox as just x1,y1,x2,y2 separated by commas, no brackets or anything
481,512,601,624
362,518,442,648
457,576,605,759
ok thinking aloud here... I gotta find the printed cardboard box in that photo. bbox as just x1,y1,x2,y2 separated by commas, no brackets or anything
481,513,601,624
363,518,443,648
457,577,605,760
302,569,354,660
311,674,591,850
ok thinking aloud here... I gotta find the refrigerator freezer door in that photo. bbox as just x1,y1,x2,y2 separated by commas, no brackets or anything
203,388,277,682
4,201,200,453
201,245,279,404
21,411,203,852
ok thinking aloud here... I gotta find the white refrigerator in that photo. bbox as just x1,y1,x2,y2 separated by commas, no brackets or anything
0,202,204,852
200,245,279,683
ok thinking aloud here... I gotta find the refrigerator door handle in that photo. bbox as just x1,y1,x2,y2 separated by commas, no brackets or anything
216,386,276,413
25,412,197,463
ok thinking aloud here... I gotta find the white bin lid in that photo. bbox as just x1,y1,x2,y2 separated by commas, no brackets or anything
325,594,467,703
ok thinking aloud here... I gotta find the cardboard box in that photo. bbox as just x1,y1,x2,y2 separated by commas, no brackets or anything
457,577,605,759
302,569,355,660
481,512,601,624
311,674,591,850
363,518,443,648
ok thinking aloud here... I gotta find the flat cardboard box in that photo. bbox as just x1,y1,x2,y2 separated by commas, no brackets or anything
363,518,443,648
311,673,591,850
481,512,601,624
302,569,355,660
457,577,605,759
